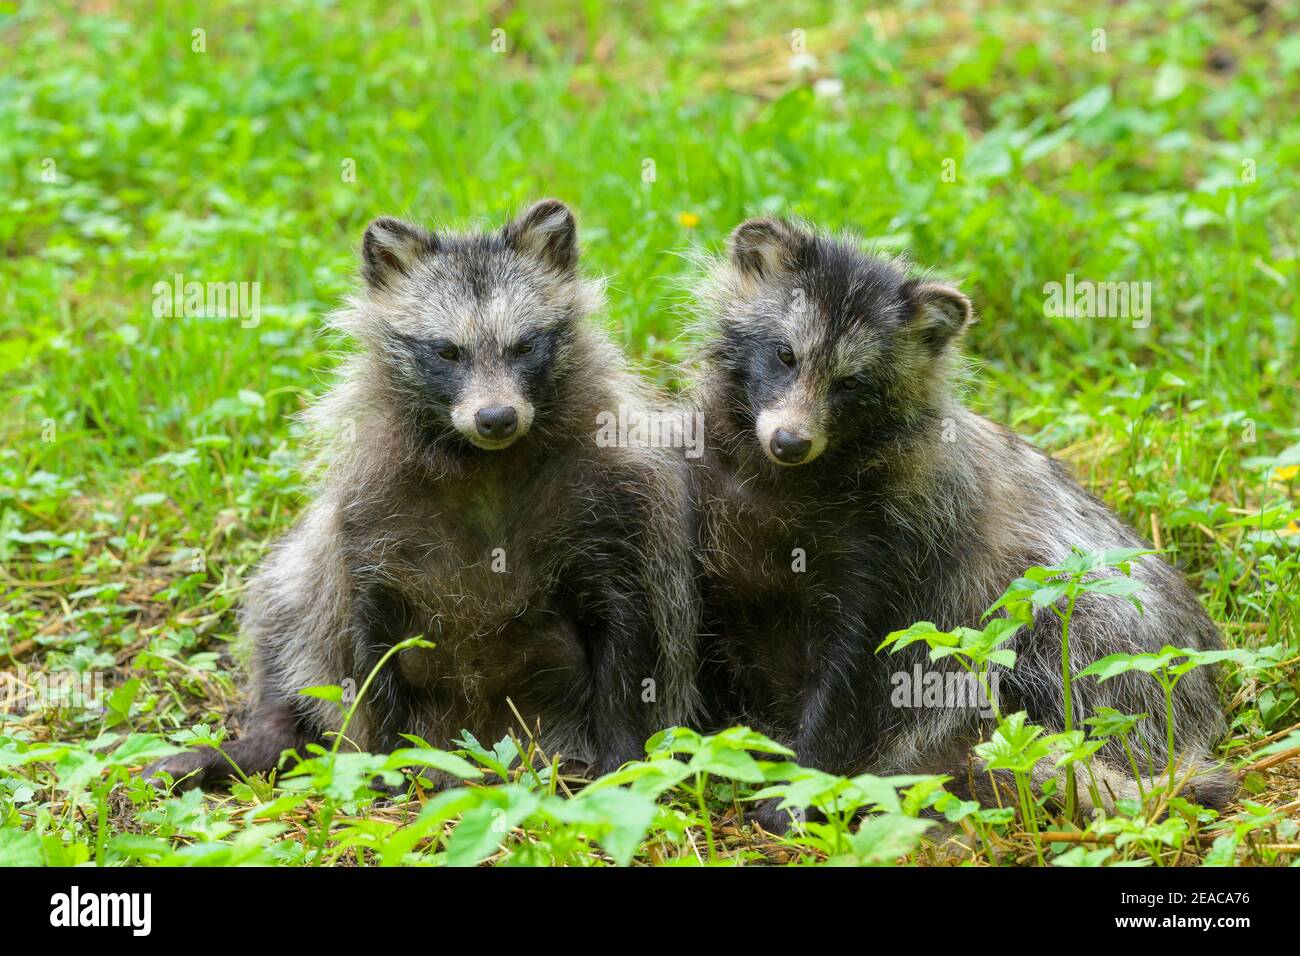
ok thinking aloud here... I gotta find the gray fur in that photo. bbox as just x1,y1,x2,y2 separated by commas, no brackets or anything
150,201,700,788
686,217,1233,819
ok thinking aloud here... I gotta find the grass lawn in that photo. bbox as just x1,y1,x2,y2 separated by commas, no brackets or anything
1,0,1297,866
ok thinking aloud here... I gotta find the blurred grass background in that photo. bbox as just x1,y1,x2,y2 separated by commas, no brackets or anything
0,0,1297,832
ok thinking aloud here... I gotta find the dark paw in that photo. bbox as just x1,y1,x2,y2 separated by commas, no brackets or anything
143,750,221,791
557,757,597,780
750,797,804,835
590,757,622,777
592,740,644,776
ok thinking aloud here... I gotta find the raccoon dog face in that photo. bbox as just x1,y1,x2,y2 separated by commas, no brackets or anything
358,199,597,452
709,218,973,468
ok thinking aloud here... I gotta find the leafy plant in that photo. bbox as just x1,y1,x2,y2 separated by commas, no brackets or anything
985,547,1153,820
1077,646,1258,795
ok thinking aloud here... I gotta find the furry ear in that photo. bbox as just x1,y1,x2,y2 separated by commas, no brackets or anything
361,217,438,289
902,279,973,351
728,218,807,280
503,199,578,273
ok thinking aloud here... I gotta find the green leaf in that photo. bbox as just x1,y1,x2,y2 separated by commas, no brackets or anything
452,730,516,780
298,684,343,703
1052,846,1115,867
562,788,659,866
109,733,183,768
105,678,140,728
1062,84,1112,122
645,726,705,756
1084,707,1148,738
0,828,43,866
973,711,1053,774
384,747,483,781
1078,576,1145,597
710,725,795,756
845,814,933,866
443,787,541,867
581,757,693,797
1077,649,1180,682
878,621,951,654
688,745,765,783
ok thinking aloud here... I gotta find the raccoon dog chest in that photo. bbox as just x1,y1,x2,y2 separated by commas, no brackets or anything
697,467,909,741
338,447,651,738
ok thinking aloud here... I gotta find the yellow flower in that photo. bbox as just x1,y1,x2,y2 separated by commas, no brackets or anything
1274,464,1300,482
677,211,700,229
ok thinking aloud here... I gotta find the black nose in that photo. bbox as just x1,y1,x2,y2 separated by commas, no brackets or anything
475,405,518,440
770,429,811,464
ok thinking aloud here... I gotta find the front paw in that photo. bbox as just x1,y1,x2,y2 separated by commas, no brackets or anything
749,797,804,835
592,743,643,777
143,750,219,791
590,755,628,777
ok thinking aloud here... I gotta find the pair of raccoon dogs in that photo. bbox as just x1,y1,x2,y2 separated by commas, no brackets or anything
151,201,1233,827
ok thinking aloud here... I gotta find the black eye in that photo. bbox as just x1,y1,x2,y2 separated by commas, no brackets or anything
838,376,861,392
514,340,534,356
776,346,796,367
436,344,460,361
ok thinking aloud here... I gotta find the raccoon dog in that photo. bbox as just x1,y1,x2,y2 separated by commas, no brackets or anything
149,200,700,788
689,217,1233,829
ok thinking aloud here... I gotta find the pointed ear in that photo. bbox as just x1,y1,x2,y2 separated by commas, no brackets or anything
728,218,807,280
503,199,578,273
361,217,438,290
902,280,973,351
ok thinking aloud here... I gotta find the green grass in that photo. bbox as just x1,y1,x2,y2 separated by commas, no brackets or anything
1,0,1297,866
